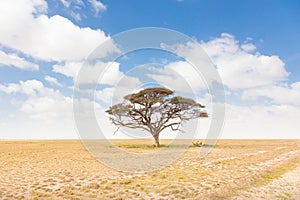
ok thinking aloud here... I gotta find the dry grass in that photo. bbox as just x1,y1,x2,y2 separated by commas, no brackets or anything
0,139,299,199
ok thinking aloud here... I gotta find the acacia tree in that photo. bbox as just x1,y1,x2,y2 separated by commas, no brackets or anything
106,87,208,147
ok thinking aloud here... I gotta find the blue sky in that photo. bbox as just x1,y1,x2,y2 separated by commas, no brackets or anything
0,0,300,139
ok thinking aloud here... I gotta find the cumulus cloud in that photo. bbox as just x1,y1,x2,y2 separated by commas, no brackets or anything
146,61,207,94
242,82,300,106
200,33,289,89
95,83,143,105
95,87,114,104
53,61,141,87
0,0,115,62
53,61,82,78
1,14,298,140
163,33,290,91
158,33,300,139
0,79,113,138
240,43,256,52
0,80,72,122
222,103,300,138
0,50,38,70
94,68,143,104
54,60,142,104
161,33,289,91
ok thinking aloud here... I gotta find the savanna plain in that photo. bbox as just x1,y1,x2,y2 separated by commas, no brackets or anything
0,139,300,199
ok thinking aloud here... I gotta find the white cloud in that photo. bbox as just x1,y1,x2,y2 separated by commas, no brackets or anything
95,87,114,104
21,95,72,121
0,79,43,95
1,15,298,140
70,11,82,21
0,50,38,70
222,103,300,138
0,83,19,94
59,0,106,13
95,83,142,105
45,75,62,87
53,61,82,78
88,0,107,13
242,82,300,106
161,41,214,73
158,33,300,139
241,43,256,52
58,0,106,21
200,33,289,89
0,80,72,122
73,97,122,139
97,62,127,85
54,60,142,104
0,80,113,139
60,0,71,8
0,0,115,62
53,61,141,86
291,82,300,91
163,33,290,91
146,61,207,94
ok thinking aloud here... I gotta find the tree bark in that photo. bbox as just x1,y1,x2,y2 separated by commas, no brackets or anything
153,134,160,147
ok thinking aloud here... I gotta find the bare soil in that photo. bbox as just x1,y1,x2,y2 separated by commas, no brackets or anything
0,139,299,199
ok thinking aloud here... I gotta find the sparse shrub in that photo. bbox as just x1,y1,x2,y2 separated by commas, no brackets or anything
120,178,132,185
87,182,100,189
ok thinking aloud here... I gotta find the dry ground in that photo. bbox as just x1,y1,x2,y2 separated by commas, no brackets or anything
0,139,299,199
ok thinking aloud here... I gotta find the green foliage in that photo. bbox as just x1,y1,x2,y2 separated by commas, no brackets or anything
124,87,173,105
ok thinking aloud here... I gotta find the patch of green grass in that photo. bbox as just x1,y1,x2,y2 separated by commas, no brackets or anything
275,195,290,200
119,178,132,185
258,159,300,185
159,173,168,179
86,182,100,189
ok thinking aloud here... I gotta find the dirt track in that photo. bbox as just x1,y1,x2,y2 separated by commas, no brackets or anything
0,140,299,199
232,163,300,200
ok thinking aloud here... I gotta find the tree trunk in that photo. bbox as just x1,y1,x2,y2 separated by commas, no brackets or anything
153,134,160,147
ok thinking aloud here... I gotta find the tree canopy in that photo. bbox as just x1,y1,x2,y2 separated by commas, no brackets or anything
106,87,208,147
